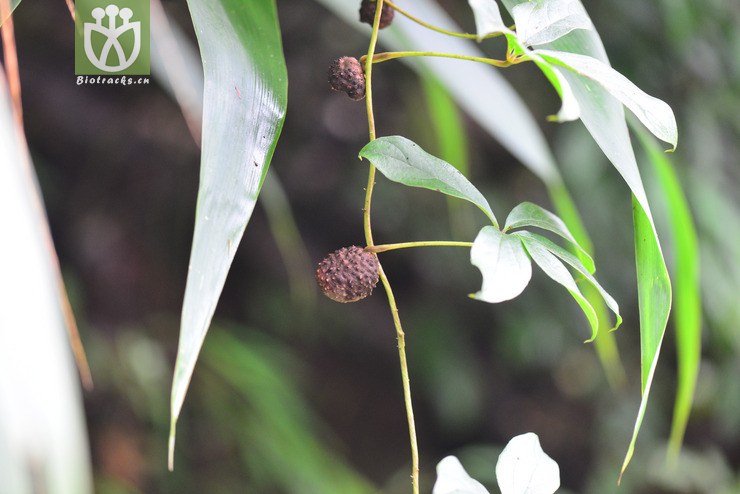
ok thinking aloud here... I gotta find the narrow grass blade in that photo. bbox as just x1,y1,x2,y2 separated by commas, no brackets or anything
620,196,672,483
419,73,475,238
635,126,700,460
169,0,288,469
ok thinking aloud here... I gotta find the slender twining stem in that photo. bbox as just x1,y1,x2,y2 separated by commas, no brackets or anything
384,0,507,41
368,241,474,253
378,263,419,492
363,0,383,247
363,3,419,493
362,51,513,69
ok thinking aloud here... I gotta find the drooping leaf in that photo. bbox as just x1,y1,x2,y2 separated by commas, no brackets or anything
504,201,594,273
359,136,497,226
519,235,597,338
169,0,288,470
619,197,672,482
535,49,678,149
496,433,560,494
470,226,532,303
467,0,510,39
514,231,621,335
634,125,701,459
511,0,592,46
500,0,672,477
433,456,490,494
0,74,92,494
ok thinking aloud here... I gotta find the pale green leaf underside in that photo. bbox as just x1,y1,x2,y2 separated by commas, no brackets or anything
535,50,678,149
0,75,93,493
504,201,594,273
169,0,287,469
515,231,621,333
496,433,560,494
467,0,509,38
470,226,532,303
433,457,489,494
359,136,498,226
511,0,592,46
518,234,598,341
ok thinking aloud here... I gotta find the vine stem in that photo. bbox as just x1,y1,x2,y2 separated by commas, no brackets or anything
363,2,419,493
362,50,513,68
368,240,473,253
384,0,507,41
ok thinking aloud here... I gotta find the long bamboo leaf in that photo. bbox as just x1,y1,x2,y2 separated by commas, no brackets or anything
0,73,92,494
169,0,288,469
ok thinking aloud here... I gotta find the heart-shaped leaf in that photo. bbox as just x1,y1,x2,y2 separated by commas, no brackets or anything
433,456,490,494
359,136,498,226
470,226,532,303
496,433,560,494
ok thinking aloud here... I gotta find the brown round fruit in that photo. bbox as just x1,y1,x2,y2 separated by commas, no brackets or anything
316,246,380,303
328,56,366,101
359,0,395,29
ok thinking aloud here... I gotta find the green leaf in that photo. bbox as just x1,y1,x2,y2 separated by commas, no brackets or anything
511,0,592,46
535,50,678,149
514,231,621,336
359,136,498,226
504,201,594,273
470,226,532,303
169,0,287,470
467,0,509,38
500,0,672,477
619,197,672,483
0,74,92,493
634,126,699,460
518,234,598,341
